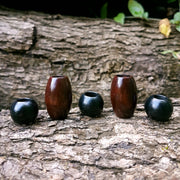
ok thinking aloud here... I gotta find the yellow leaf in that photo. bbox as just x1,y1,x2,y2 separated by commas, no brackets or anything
176,53,180,60
159,18,171,38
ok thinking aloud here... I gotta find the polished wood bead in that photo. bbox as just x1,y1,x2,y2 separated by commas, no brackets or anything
45,76,72,120
111,75,137,118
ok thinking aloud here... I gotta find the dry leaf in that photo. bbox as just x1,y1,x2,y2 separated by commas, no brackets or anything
159,18,171,38
176,52,180,60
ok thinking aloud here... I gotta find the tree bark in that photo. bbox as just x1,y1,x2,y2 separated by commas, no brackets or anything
0,9,180,179
0,8,180,109
0,101,180,179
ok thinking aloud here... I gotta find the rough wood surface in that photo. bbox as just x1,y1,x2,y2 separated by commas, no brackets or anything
0,99,180,179
0,9,180,109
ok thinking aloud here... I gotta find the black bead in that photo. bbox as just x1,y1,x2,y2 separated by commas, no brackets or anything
79,91,104,117
10,98,39,125
144,94,173,121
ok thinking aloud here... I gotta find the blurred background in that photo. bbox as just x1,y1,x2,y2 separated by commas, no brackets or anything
0,0,178,19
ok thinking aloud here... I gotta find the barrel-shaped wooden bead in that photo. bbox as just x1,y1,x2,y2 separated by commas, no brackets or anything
45,76,72,120
111,75,137,118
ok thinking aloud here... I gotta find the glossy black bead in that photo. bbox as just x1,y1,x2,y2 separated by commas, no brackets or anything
144,94,173,121
10,98,39,125
78,91,104,117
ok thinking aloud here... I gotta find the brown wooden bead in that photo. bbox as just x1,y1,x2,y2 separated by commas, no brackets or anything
45,76,72,120
111,75,137,118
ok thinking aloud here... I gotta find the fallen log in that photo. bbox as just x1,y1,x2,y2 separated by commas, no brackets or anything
0,8,179,109
0,100,180,179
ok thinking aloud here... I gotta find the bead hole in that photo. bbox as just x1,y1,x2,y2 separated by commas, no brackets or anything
85,92,97,97
52,75,65,78
153,95,166,100
117,75,131,78
16,98,31,102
